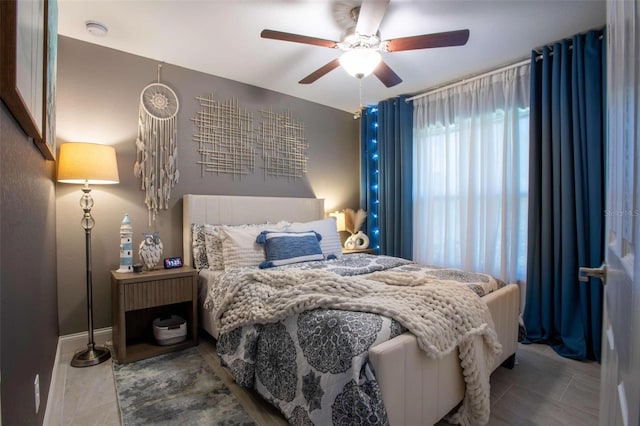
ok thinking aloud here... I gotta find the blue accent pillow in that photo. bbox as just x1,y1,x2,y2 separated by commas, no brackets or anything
256,231,325,269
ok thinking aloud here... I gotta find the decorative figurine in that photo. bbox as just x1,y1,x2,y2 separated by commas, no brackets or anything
138,232,164,270
345,230,370,250
117,214,133,273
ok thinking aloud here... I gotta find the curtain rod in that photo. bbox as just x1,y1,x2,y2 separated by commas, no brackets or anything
406,58,530,102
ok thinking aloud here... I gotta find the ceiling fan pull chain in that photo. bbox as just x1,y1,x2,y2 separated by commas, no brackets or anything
353,79,363,119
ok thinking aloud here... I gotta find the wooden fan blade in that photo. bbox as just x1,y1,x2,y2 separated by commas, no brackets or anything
299,59,342,84
355,0,390,36
374,61,402,87
261,29,338,49
385,29,470,52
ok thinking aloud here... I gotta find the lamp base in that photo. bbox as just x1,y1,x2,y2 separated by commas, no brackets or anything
71,344,111,368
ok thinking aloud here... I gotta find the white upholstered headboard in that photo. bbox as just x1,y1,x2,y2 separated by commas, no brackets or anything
182,194,325,268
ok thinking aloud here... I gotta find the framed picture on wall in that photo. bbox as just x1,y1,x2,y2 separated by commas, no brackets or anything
0,0,56,161
41,0,58,160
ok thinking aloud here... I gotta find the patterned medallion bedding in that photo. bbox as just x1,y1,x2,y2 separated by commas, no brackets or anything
202,254,505,425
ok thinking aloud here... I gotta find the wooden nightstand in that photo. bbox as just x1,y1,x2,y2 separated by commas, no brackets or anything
111,266,198,363
342,248,376,255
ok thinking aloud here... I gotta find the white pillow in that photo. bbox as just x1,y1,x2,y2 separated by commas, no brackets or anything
287,217,342,259
219,221,289,269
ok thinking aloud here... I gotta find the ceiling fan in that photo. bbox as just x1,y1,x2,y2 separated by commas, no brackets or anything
260,0,470,88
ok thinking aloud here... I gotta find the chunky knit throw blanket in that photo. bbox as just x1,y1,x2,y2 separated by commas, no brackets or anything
208,268,502,425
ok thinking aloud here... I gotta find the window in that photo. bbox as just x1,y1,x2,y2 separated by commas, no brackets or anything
413,64,530,283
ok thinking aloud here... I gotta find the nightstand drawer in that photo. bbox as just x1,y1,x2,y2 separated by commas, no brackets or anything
123,278,193,311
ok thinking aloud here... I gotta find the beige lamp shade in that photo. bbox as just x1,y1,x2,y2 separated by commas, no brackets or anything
329,211,347,232
57,142,120,184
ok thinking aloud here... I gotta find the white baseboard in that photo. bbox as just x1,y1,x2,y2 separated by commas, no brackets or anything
57,326,113,354
43,327,112,426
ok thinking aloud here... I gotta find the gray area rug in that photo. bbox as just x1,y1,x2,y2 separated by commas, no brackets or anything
113,347,256,425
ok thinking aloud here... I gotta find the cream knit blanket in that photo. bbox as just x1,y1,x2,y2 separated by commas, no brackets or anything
208,268,502,425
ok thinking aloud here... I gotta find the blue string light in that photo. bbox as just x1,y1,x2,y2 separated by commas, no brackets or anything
366,106,380,253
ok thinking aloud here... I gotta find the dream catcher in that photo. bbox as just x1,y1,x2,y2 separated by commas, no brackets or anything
134,64,180,225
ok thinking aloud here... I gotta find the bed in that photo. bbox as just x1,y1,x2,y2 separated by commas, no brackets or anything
182,194,519,425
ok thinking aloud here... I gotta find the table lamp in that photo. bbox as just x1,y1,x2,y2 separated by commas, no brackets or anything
329,210,350,247
57,142,119,367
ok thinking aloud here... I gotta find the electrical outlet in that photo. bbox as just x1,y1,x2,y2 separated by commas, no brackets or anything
34,374,40,414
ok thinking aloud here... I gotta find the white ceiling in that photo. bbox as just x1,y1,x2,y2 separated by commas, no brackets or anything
58,0,606,113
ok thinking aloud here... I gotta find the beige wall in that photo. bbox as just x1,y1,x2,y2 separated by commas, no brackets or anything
56,37,360,335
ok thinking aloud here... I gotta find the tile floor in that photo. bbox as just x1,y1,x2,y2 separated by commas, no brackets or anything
478,343,600,425
46,333,120,426
47,335,600,426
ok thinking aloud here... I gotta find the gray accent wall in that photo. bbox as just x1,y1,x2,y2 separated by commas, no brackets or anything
1,103,59,424
56,37,360,335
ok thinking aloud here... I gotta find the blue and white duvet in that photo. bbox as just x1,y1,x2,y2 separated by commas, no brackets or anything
205,255,504,425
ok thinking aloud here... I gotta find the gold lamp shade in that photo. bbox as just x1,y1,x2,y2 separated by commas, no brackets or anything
57,142,120,184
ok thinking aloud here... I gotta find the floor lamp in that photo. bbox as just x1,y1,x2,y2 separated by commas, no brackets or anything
57,142,120,367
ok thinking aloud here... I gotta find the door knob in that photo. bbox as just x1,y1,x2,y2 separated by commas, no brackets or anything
578,263,607,284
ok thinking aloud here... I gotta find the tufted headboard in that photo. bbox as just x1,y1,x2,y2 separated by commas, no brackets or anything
182,194,325,268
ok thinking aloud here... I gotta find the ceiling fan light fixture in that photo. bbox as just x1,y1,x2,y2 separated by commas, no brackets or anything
339,48,381,79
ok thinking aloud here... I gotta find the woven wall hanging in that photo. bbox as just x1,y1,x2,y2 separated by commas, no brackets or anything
134,64,180,225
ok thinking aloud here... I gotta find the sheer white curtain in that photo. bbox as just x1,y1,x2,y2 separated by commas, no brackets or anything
412,63,530,283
